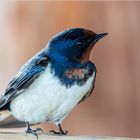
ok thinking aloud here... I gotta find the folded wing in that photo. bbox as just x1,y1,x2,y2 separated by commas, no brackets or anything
0,49,49,109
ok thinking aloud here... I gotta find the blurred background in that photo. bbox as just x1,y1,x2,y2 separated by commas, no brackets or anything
0,1,140,138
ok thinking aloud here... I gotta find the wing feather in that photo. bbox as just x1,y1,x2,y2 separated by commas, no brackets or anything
0,49,49,109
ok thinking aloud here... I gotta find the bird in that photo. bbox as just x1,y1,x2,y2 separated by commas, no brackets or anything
0,28,108,138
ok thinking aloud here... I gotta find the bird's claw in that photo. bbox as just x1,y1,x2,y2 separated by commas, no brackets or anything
34,128,43,133
49,129,68,135
26,127,43,139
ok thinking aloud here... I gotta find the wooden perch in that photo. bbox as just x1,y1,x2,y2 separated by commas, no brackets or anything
0,132,138,140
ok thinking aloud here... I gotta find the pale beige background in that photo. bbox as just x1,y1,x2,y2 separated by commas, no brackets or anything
0,1,140,138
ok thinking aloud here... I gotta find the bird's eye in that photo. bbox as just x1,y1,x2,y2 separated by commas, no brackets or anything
77,40,85,47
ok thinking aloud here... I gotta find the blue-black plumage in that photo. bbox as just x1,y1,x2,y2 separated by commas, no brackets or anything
0,28,108,138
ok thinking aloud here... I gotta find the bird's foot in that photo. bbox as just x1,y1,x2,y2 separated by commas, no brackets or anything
49,124,68,135
26,127,43,139
25,122,43,139
49,129,68,135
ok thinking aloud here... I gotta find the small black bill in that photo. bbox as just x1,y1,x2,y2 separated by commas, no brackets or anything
94,32,108,43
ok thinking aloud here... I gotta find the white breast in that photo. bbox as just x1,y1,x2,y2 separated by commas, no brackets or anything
10,63,95,125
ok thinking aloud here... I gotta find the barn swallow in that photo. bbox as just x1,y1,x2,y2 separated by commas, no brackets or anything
0,28,108,138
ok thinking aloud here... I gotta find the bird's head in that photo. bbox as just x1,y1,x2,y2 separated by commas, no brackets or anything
47,28,108,64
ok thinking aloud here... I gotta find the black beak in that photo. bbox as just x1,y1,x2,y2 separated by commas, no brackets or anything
94,33,108,43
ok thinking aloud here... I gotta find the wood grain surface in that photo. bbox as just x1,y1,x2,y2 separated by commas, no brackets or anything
0,132,139,140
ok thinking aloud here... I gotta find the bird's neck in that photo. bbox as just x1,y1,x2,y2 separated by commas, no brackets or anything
50,56,80,77
49,56,95,88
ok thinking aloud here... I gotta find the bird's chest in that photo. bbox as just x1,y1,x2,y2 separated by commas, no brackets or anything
10,65,95,124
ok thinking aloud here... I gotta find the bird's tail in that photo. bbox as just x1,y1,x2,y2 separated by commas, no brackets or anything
0,94,12,123
0,110,12,122
0,96,26,128
0,110,26,128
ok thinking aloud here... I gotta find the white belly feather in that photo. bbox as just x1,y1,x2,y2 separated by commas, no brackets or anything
10,64,95,125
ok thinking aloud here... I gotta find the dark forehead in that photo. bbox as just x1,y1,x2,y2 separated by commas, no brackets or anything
57,28,85,39
54,28,96,40
49,28,96,46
